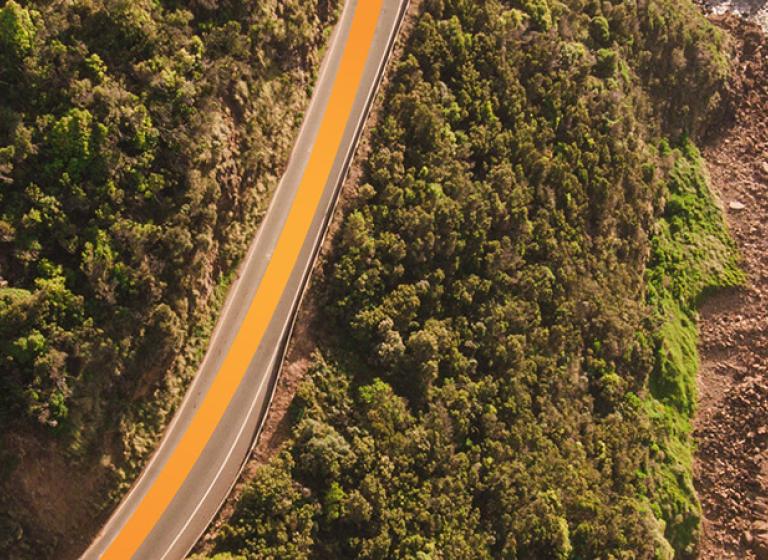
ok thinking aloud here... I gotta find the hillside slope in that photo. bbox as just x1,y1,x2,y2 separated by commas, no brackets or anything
0,0,338,556
202,0,744,558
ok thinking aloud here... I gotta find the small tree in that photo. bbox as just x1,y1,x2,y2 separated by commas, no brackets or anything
0,1,35,58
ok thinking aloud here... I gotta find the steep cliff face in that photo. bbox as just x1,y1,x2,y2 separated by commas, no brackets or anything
0,1,339,557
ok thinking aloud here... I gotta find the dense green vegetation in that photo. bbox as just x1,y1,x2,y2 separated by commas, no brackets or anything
642,141,743,555
204,0,742,558
0,0,338,554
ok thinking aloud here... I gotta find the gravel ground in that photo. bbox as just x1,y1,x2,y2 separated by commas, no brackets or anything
695,14,768,560
699,0,768,30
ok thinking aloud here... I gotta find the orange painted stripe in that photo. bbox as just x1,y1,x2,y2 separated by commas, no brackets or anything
100,1,383,557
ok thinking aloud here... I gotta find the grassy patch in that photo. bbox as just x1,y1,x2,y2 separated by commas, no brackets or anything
644,140,745,556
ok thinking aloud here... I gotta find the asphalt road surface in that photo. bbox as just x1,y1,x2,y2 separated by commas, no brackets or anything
81,1,408,558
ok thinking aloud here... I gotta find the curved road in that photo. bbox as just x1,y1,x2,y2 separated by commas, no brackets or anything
81,1,408,558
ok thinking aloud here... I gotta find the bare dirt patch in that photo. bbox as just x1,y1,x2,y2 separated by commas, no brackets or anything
2,429,111,559
694,14,768,560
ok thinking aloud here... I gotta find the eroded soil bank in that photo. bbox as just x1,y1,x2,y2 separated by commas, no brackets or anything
694,14,768,560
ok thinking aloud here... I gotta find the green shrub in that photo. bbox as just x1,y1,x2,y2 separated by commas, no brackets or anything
0,1,35,57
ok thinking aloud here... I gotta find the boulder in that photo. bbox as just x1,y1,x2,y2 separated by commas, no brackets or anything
730,200,747,211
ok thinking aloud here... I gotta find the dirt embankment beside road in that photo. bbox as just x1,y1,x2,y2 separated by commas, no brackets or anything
694,14,768,560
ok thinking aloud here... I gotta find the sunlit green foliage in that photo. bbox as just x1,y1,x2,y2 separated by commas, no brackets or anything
642,142,744,554
215,454,318,560
0,1,35,58
0,0,339,426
